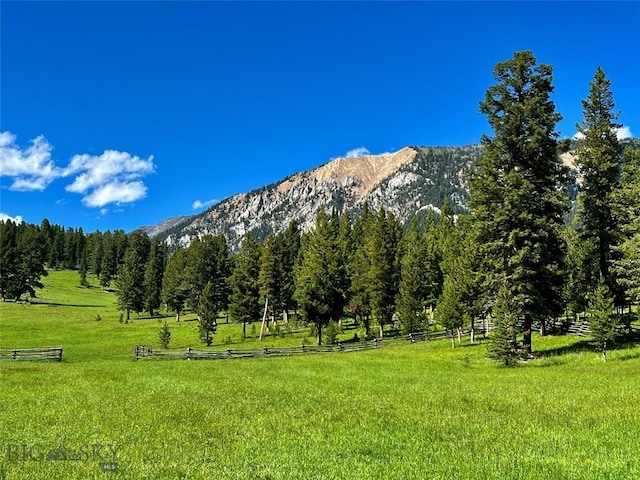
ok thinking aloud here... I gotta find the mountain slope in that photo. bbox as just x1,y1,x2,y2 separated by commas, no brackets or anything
160,145,483,250
141,215,194,238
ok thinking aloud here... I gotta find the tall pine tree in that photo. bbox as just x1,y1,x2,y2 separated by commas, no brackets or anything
116,230,150,320
613,145,640,304
229,234,261,338
162,248,190,322
294,210,344,345
575,67,623,303
397,219,430,334
198,281,219,346
470,51,567,356
144,239,167,316
258,234,286,326
185,235,230,321
367,209,402,338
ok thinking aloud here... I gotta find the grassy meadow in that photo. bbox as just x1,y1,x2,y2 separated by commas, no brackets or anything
1,270,639,479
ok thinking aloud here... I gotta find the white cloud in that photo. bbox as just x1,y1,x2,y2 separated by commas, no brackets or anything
0,212,23,224
81,180,148,208
345,147,370,158
0,131,156,208
63,150,155,207
192,198,219,210
0,132,60,191
64,150,154,191
616,125,633,140
572,125,633,141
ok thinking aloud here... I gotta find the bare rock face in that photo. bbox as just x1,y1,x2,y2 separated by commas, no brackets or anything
160,145,482,250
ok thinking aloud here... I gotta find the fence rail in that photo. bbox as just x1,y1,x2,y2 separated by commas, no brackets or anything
134,328,460,361
135,340,386,360
0,347,63,362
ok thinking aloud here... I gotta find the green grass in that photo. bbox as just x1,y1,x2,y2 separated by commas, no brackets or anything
1,270,639,479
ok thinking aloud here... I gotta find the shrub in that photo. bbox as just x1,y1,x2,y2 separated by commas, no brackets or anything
158,321,171,349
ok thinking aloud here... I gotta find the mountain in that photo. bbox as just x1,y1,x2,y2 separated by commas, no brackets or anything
158,145,484,250
141,215,194,238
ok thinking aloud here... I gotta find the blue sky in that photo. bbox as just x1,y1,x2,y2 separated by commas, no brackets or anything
1,1,638,232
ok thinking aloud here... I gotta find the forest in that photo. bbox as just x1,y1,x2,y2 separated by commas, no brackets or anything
1,52,639,364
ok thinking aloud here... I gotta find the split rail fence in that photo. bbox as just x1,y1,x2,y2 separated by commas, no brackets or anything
136,340,382,360
134,318,636,361
135,328,455,360
0,347,63,362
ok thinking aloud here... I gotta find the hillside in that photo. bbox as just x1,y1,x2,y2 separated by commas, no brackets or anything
159,145,483,249
140,214,194,238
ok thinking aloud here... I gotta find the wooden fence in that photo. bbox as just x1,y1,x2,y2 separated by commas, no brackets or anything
134,319,637,361
0,347,63,362
135,340,384,360
135,328,458,361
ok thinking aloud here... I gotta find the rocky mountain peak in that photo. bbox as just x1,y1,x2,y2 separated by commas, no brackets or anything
158,145,481,250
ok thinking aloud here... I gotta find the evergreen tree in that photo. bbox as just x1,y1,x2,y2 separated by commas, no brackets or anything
437,199,457,272
116,231,150,320
185,235,230,319
113,229,129,267
470,51,568,355
100,231,117,288
0,220,20,301
0,222,48,301
162,248,189,321
228,234,261,338
63,227,77,269
90,231,103,278
486,283,520,366
435,274,464,348
575,67,623,302
258,234,285,325
74,227,86,270
349,206,375,336
423,213,444,312
397,219,430,334
20,224,48,300
48,225,65,269
367,209,402,337
445,219,485,342
39,218,54,266
198,281,218,346
294,209,344,345
144,239,167,316
334,211,353,317
588,279,617,362
281,220,301,319
613,145,640,304
158,321,171,349
78,249,89,287
563,227,591,320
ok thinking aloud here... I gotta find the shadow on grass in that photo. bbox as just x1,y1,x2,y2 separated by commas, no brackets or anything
536,338,593,358
612,334,640,359
535,333,640,360
134,313,177,321
29,300,105,308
